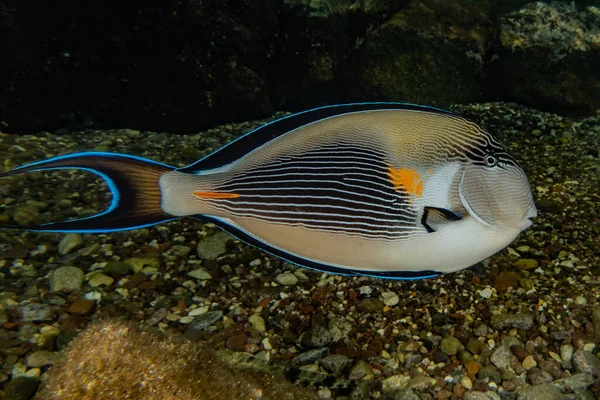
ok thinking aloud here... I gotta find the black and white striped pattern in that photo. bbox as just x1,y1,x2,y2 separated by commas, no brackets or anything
201,143,423,240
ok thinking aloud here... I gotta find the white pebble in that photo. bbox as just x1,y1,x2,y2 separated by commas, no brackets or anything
381,291,399,306
478,288,493,299
188,306,209,316
274,272,298,286
188,268,212,280
460,376,473,389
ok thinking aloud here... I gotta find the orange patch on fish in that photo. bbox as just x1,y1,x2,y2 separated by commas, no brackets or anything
388,166,423,197
193,191,240,199
428,168,434,174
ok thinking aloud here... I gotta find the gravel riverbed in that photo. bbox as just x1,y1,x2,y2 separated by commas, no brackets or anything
0,102,599,399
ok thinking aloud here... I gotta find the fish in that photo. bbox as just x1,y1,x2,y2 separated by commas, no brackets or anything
0,103,537,280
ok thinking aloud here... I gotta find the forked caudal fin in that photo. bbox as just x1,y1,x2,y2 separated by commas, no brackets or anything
0,152,178,233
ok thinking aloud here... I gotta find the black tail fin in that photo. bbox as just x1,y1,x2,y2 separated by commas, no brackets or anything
0,152,178,233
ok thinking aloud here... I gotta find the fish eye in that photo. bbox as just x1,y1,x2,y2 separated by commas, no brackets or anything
484,153,498,167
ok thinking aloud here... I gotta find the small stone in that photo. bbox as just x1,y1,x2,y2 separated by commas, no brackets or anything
465,360,481,375
358,298,384,313
466,339,486,355
381,375,410,392
591,307,600,339
12,204,41,226
560,344,574,364
490,313,534,330
349,360,373,380
464,392,501,400
21,303,55,322
460,376,473,390
226,333,247,351
381,291,399,306
103,261,133,275
477,366,501,383
574,296,587,306
514,258,539,270
328,317,353,342
478,288,493,299
188,268,212,280
49,266,84,293
248,314,266,333
24,368,41,378
552,373,595,391
491,345,513,370
124,255,160,273
87,272,114,287
58,233,83,255
291,347,329,367
189,310,223,330
407,375,433,390
319,354,352,374
519,278,534,290
522,355,537,370
4,377,40,400
441,336,464,356
26,350,57,368
66,297,96,315
528,368,554,385
274,272,298,286
196,231,229,259
188,306,209,316
572,350,600,376
300,326,332,348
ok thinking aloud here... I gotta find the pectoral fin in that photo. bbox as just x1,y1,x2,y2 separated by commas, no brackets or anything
421,206,462,233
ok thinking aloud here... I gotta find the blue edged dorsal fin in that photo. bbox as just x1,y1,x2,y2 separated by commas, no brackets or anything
177,102,454,174
196,215,439,281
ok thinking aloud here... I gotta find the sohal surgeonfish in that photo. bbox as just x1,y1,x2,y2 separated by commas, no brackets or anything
0,103,537,279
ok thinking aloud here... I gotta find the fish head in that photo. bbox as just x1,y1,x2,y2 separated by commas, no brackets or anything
458,149,537,232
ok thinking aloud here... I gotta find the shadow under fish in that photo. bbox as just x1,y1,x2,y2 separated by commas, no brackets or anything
0,103,537,280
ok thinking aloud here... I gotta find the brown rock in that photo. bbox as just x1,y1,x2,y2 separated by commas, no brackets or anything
66,297,96,315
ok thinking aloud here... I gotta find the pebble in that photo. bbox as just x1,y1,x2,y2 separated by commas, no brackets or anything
274,272,298,286
348,360,373,380
572,350,600,376
460,376,473,389
440,336,464,356
528,368,553,385
66,297,96,315
49,266,84,292
552,373,595,391
381,374,410,392
464,391,499,400
328,317,353,342
124,255,160,273
319,354,352,374
300,326,332,348
189,310,223,330
196,231,229,259
574,295,587,305
21,303,55,322
26,350,57,367
291,347,329,367
591,307,600,339
517,383,563,400
87,272,114,287
58,233,83,255
188,306,209,316
490,313,534,330
188,268,212,280
248,314,266,333
514,258,539,270
560,344,574,364
522,355,537,370
103,261,132,275
490,345,513,370
407,375,433,390
358,298,384,313
381,291,399,306
478,288,493,299
4,377,40,400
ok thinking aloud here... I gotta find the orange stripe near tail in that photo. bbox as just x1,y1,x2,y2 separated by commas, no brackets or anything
192,191,240,200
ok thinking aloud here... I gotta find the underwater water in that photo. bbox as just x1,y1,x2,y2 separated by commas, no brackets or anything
0,1,600,399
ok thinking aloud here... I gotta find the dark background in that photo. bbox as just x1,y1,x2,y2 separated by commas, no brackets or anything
0,0,599,134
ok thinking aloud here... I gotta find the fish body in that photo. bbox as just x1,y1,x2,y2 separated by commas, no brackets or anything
0,103,537,279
